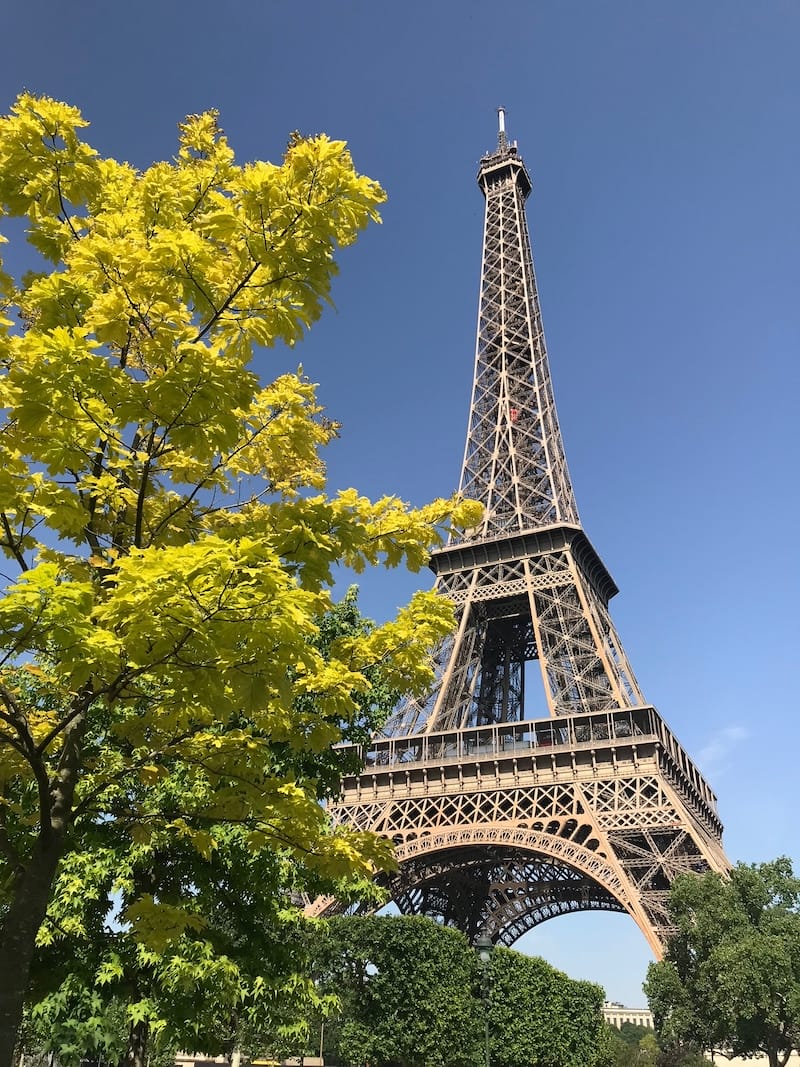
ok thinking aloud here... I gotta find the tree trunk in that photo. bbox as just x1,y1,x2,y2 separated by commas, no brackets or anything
122,1021,149,1067
0,832,67,1067
0,704,87,1067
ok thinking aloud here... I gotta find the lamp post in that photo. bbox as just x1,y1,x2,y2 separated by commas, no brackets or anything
474,932,494,1067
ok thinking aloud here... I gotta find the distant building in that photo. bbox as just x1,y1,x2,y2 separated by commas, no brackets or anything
602,1001,654,1030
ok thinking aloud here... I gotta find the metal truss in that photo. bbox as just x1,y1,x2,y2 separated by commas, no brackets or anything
310,113,728,957
460,136,577,535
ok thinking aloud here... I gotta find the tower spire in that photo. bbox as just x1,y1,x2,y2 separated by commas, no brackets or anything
458,116,577,541
497,105,508,151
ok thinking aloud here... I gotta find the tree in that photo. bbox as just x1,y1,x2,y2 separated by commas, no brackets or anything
312,915,482,1067
644,858,800,1067
25,828,331,1065
21,593,396,1067
486,949,606,1067
599,1023,645,1067
0,93,482,1064
304,914,609,1067
599,1024,706,1067
654,1042,707,1067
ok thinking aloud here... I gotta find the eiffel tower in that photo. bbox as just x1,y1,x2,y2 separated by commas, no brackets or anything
311,110,728,955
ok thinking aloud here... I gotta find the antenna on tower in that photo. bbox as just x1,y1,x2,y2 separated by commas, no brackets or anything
497,106,508,151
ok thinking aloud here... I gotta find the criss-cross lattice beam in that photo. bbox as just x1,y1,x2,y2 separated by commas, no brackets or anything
458,145,577,536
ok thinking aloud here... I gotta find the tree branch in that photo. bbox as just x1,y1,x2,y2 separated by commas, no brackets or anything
192,261,260,344
0,514,29,572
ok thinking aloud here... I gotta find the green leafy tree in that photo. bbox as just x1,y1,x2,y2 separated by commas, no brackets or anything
645,858,800,1067
303,914,608,1067
601,1024,632,1067
654,1042,707,1067
0,93,482,1065
637,1032,659,1066
312,914,482,1067
486,949,606,1067
600,1024,679,1067
22,980,129,1067
25,821,335,1066
617,1023,653,1046
590,1023,619,1067
22,593,393,1067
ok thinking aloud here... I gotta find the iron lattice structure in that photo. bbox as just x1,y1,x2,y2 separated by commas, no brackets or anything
309,113,728,955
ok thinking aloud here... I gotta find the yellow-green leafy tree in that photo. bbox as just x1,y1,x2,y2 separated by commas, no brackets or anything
0,93,480,1065
20,594,413,1067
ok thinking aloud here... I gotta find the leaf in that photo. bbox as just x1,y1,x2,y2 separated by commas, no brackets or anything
123,894,207,953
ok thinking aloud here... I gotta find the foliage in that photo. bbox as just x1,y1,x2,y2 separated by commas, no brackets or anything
591,1023,619,1067
312,914,482,1067
0,91,482,1065
600,1023,702,1067
654,1042,708,1067
299,914,608,1067
595,1023,643,1067
636,1033,659,1067
486,948,606,1067
26,831,327,1063
617,1022,653,1046
644,858,800,1067
22,594,392,1067
24,979,129,1066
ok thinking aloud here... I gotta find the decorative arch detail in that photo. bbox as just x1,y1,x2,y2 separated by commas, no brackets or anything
394,825,637,915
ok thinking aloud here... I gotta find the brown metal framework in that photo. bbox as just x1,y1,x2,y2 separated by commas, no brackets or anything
309,113,728,956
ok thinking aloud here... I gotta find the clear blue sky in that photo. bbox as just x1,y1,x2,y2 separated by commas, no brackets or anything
3,0,798,1008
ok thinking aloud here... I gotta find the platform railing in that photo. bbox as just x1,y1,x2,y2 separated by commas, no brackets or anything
349,706,660,770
